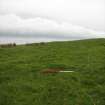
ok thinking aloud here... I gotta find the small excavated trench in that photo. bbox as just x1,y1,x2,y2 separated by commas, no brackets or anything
41,68,74,74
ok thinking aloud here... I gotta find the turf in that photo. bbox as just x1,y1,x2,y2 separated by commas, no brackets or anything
0,38,105,105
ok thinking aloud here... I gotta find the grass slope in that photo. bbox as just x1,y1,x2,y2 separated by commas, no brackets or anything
0,38,105,105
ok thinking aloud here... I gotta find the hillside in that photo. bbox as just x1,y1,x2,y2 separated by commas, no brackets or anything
0,38,105,105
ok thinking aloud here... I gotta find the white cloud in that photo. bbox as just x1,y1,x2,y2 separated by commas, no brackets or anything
0,14,105,39
0,0,105,31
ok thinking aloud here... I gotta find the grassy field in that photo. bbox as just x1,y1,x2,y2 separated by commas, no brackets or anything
0,38,105,105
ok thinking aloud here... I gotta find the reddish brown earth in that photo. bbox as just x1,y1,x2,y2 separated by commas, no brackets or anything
41,68,62,74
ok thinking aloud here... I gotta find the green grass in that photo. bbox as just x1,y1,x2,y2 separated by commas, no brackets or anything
0,38,105,105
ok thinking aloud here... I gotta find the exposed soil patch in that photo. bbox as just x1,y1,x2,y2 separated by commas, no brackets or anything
41,68,74,74
41,68,62,74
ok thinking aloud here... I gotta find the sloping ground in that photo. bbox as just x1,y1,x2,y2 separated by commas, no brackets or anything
0,38,105,105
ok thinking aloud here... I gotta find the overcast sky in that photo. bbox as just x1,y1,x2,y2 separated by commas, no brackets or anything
0,0,105,41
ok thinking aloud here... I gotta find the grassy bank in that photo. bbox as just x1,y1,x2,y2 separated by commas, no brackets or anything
0,38,105,105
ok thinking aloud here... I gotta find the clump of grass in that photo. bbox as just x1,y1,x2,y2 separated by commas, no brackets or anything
46,63,68,69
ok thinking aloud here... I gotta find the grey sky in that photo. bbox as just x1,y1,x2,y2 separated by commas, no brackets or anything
0,0,105,41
